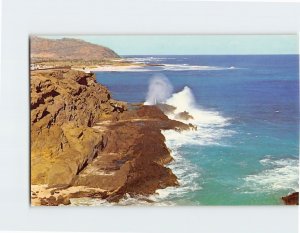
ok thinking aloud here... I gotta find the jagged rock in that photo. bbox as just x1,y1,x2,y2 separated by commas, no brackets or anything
110,100,127,113
282,192,299,205
40,195,71,206
31,70,126,186
73,105,190,198
31,69,193,205
175,111,194,121
156,103,176,114
57,195,71,205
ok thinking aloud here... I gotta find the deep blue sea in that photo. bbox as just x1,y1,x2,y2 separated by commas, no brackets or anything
95,55,299,205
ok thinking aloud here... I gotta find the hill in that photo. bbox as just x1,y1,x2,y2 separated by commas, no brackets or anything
30,36,120,62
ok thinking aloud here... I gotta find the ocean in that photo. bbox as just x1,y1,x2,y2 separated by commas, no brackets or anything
92,55,299,206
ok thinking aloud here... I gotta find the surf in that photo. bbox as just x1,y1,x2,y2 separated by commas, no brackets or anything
142,75,233,204
242,156,299,193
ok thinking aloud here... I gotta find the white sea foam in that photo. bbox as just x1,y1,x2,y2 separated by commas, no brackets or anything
125,57,176,63
161,64,227,71
145,76,233,204
242,156,299,193
162,86,233,147
166,86,229,126
96,64,235,72
72,75,234,206
100,57,239,72
77,77,233,206
157,85,233,202
91,145,203,206
106,144,203,206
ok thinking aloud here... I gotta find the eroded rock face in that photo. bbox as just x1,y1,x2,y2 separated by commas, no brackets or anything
30,69,193,205
31,69,126,186
73,106,190,201
31,69,123,128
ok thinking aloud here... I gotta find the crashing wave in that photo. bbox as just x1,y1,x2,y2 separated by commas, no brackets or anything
242,156,299,193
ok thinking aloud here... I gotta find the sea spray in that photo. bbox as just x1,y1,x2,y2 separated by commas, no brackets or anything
72,77,232,206
166,86,229,127
166,86,196,111
144,77,233,204
159,87,234,204
144,74,173,105
93,55,298,205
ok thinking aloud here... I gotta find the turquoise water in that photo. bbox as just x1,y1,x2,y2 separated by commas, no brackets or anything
95,55,299,205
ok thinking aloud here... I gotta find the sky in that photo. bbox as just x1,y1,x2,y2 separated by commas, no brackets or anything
41,35,298,55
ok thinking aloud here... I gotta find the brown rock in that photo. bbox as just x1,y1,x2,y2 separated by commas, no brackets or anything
39,195,71,206
175,111,194,121
282,192,299,205
31,70,126,186
57,195,71,205
156,103,176,114
73,105,190,200
31,69,193,204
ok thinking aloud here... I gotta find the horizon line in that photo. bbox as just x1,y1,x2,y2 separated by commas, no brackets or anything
119,54,299,56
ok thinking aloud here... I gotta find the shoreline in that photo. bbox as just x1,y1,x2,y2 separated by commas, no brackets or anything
30,69,193,206
30,67,299,206
30,57,160,73
31,112,191,206
72,64,147,73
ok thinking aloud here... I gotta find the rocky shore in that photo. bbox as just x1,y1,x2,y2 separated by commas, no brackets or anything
30,69,192,206
282,192,299,205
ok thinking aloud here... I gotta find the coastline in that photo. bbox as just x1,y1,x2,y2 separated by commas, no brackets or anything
30,68,298,206
29,37,299,206
30,57,154,73
72,64,147,73
30,69,193,206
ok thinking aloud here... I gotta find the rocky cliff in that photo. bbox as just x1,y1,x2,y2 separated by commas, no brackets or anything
30,69,191,205
30,36,119,62
31,69,126,186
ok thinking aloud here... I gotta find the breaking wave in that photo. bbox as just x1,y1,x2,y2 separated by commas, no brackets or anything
109,57,239,72
144,75,233,204
163,84,233,146
72,75,234,206
242,156,299,193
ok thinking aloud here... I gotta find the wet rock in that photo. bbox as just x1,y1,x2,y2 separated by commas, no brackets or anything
74,105,188,200
57,195,71,205
282,192,299,205
156,103,176,114
175,111,194,121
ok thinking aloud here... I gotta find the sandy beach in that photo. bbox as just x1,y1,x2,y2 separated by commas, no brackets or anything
72,64,148,73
